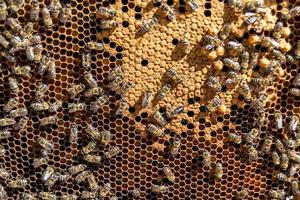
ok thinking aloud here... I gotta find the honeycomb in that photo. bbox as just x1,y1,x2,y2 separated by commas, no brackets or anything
0,0,299,199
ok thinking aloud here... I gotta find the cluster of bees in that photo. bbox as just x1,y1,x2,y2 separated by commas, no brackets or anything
0,0,299,199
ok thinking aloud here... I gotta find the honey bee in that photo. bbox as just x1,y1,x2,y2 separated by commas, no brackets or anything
31,101,49,112
49,0,62,18
257,112,266,127
163,166,175,183
38,192,57,200
8,76,19,93
288,149,300,163
100,130,112,146
129,189,140,199
276,172,289,182
246,145,258,162
8,177,28,188
45,172,59,188
39,116,56,126
89,95,108,113
290,88,300,97
293,75,300,87
33,157,48,168
30,0,39,21
69,124,78,142
10,107,28,118
108,76,123,91
0,128,11,140
273,112,283,130
33,44,43,63
251,73,264,86
179,38,191,54
41,166,54,182
1,50,17,62
271,49,286,64
203,35,223,46
82,53,91,70
236,188,248,199
66,83,85,98
141,89,153,108
6,18,22,32
115,99,129,116
0,167,9,180
85,125,101,140
296,40,300,58
187,0,199,12
68,164,86,175
153,110,167,127
84,87,103,98
0,184,7,199
59,4,72,24
280,153,289,170
161,4,176,21
289,115,299,132
226,71,240,85
157,82,172,101
169,137,181,155
75,170,89,183
207,76,222,91
21,22,34,37
261,36,279,50
58,172,70,183
81,191,97,199
0,34,9,49
215,162,223,180
240,52,249,74
48,100,62,113
61,194,78,200
245,128,259,145
288,163,299,177
226,41,244,54
286,54,298,64
12,65,31,77
151,184,168,194
83,154,102,164
3,97,19,112
219,23,231,40
0,1,7,21
228,133,242,144
283,6,300,20
0,117,16,127
108,65,123,82
35,83,48,100
42,7,53,29
38,55,50,75
85,172,98,190
37,136,53,152
82,140,97,155
110,196,118,200
104,146,121,159
14,116,28,130
139,17,158,34
275,138,286,154
47,60,56,79
9,36,26,53
86,41,104,51
165,105,184,119
207,95,222,112
68,103,86,113
99,182,112,197
269,189,285,199
100,20,118,29
97,6,116,18
84,71,98,88
0,145,5,156
291,180,300,197
260,136,272,154
223,57,241,71
251,92,268,110
147,123,164,137
271,151,280,165
244,12,257,25
118,81,133,97
17,193,36,200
